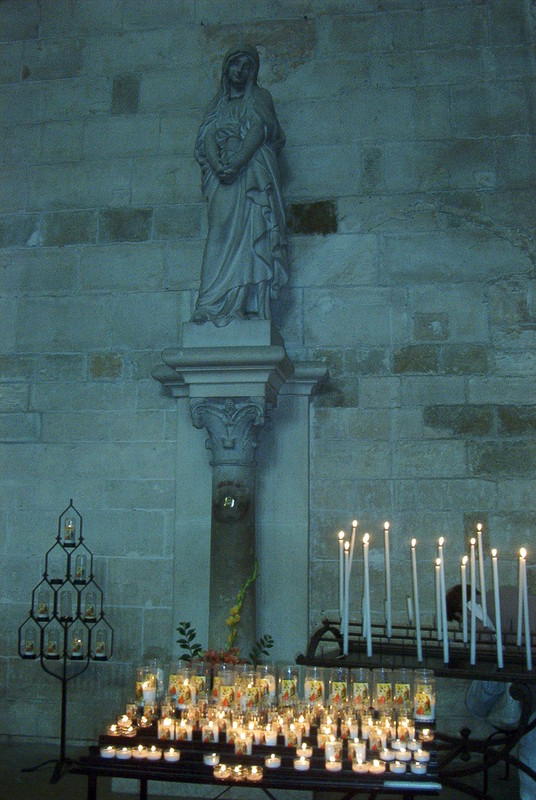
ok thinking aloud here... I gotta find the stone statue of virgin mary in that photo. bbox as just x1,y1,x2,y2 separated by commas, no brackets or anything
192,44,288,327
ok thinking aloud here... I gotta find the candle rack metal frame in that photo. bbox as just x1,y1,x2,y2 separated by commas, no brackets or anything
297,618,536,800
18,500,114,784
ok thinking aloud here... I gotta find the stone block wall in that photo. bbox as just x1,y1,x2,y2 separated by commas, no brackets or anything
1,0,535,742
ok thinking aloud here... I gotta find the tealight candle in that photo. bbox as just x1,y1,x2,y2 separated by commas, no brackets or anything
100,745,116,759
411,761,428,775
265,754,281,769
132,745,148,760
326,756,342,772
204,752,220,766
247,766,263,782
107,724,120,736
164,747,180,763
369,759,386,774
396,748,412,762
419,728,434,742
390,760,407,774
414,749,430,763
214,764,229,780
146,746,162,761
380,748,395,761
407,738,419,751
116,747,132,760
298,742,313,758
294,756,310,771
352,758,369,774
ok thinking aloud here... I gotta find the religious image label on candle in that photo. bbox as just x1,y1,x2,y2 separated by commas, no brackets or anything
413,670,435,722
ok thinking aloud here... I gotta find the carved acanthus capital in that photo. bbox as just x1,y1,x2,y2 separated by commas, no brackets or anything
189,397,267,467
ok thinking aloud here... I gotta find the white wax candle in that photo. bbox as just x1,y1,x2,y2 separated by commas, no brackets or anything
411,761,427,775
264,728,278,747
461,555,468,644
349,519,358,578
470,538,477,665
338,530,345,620
132,745,148,760
491,549,503,669
116,747,132,760
380,748,395,761
298,743,313,758
363,534,372,656
204,752,220,766
415,749,430,763
343,540,350,655
326,757,342,772
164,747,180,762
521,549,532,670
100,745,116,758
476,523,488,626
369,759,386,774
438,538,449,663
384,521,392,638
349,739,366,762
146,746,162,761
265,754,281,769
518,549,524,646
435,558,442,640
396,748,412,762
390,760,407,774
352,759,369,773
411,539,423,661
294,757,310,771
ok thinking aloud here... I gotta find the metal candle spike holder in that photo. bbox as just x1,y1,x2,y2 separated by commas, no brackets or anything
18,500,114,784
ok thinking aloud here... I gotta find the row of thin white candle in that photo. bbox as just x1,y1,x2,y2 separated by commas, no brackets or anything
337,522,532,670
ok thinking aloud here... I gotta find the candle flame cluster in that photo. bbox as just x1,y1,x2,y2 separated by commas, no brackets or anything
334,521,532,671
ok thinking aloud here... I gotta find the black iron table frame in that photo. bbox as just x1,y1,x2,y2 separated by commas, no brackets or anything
71,743,441,800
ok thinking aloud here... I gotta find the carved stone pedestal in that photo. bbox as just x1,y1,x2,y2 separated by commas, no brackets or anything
153,320,327,660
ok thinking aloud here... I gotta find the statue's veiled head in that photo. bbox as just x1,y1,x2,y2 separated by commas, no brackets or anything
221,44,260,95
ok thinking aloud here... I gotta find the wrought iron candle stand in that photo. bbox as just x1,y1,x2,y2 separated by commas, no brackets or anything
18,500,113,784
298,618,536,800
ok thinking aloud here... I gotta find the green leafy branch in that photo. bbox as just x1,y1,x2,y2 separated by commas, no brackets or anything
248,633,274,667
176,621,203,662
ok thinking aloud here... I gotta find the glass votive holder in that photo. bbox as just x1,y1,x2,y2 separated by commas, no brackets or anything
325,737,343,763
297,742,313,759
372,668,393,714
234,733,252,756
348,738,366,762
303,665,325,707
350,666,371,713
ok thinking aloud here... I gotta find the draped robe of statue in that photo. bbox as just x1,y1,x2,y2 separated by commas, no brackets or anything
192,45,288,327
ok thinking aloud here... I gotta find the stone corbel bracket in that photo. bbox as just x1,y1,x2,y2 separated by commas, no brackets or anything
152,343,294,406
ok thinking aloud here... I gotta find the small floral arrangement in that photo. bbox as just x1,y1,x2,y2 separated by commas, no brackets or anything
176,560,273,667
